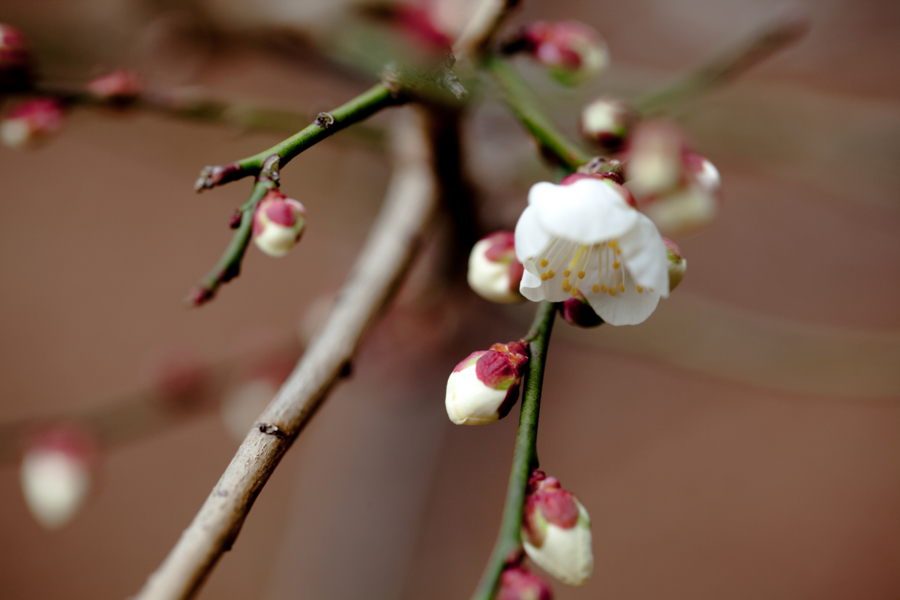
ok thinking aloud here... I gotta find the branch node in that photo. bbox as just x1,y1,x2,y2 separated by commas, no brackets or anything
315,112,335,128
257,423,287,438
195,164,240,192
259,155,281,184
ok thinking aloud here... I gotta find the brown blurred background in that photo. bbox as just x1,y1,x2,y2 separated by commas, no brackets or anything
0,0,898,598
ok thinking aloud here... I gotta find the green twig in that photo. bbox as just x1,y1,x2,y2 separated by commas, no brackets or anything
634,18,809,116
484,56,592,172
194,83,403,191
470,300,557,600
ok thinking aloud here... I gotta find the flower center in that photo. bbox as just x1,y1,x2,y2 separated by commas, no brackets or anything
530,237,648,298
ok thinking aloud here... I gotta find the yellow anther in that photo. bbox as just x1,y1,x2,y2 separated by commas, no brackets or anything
563,269,571,278
600,284,607,293
618,284,625,293
562,279,571,292
609,288,617,297
636,286,643,293
540,272,549,281
570,288,579,297
548,270,556,278
577,270,585,279
608,240,618,250
592,284,600,293
540,259,548,268
613,261,621,270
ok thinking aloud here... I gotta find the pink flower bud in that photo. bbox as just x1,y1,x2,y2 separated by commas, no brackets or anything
580,97,638,151
560,289,603,328
445,341,528,425
87,69,143,103
523,21,609,87
20,426,96,529
0,24,33,91
468,232,526,304
1,98,64,148
663,237,687,291
498,565,553,600
522,470,593,586
252,189,307,257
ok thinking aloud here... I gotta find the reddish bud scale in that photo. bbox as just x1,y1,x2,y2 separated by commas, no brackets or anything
523,471,581,545
483,231,516,262
27,426,97,465
560,291,603,328
498,566,554,600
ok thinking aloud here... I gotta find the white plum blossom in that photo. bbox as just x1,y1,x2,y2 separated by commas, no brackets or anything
515,175,669,326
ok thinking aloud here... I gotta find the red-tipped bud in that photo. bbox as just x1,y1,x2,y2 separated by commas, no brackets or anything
663,238,687,291
522,470,593,586
580,97,638,151
252,190,306,257
1,99,64,148
87,69,143,103
20,426,96,529
523,21,609,86
560,289,603,328
468,232,526,304
446,341,528,425
0,24,33,91
498,565,554,600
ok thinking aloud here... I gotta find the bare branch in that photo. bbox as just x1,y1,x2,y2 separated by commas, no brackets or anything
134,106,438,600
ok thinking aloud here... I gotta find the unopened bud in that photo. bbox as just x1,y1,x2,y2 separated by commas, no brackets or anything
560,289,603,328
87,69,143,103
0,24,33,91
498,565,553,600
522,470,593,586
468,232,525,304
523,21,609,87
252,189,306,257
1,98,64,148
663,238,686,292
580,98,638,151
625,121,686,197
445,341,528,425
20,426,96,529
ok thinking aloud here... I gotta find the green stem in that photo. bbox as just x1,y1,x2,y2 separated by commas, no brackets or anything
484,56,592,172
195,83,403,190
471,300,557,600
634,18,808,116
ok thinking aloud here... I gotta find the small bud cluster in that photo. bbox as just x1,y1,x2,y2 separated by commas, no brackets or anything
522,21,609,87
522,470,593,586
1,98,64,148
252,189,307,257
445,340,528,425
467,231,525,304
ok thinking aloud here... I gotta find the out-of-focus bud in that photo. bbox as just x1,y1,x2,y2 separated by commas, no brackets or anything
252,189,306,257
637,153,721,236
87,69,143,103
523,21,609,87
468,231,526,304
580,98,638,151
445,341,528,425
20,426,96,529
1,98,64,148
497,565,554,600
624,121,686,197
0,24,33,91
522,470,593,586
560,289,603,328
663,238,686,292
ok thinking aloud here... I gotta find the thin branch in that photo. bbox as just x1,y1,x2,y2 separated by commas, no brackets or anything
134,106,438,600
484,56,593,171
634,17,810,116
470,301,557,600
194,83,403,191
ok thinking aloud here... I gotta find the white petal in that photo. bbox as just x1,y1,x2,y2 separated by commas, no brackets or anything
445,367,508,425
695,158,721,192
617,213,669,297
520,260,572,303
584,278,661,326
529,180,639,245
254,223,299,257
514,205,552,263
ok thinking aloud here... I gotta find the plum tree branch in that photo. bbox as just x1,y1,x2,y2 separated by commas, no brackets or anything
134,106,438,600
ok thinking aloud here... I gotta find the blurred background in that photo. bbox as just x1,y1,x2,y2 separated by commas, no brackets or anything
0,0,898,598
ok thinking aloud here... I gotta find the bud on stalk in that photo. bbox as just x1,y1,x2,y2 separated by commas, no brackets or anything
467,231,525,304
445,341,528,425
522,470,593,586
523,21,609,87
252,189,307,257
580,97,638,151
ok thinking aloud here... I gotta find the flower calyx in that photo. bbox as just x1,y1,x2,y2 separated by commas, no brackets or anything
522,21,609,87
467,231,526,304
445,340,528,425
521,470,593,586
560,289,603,328
252,189,307,257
